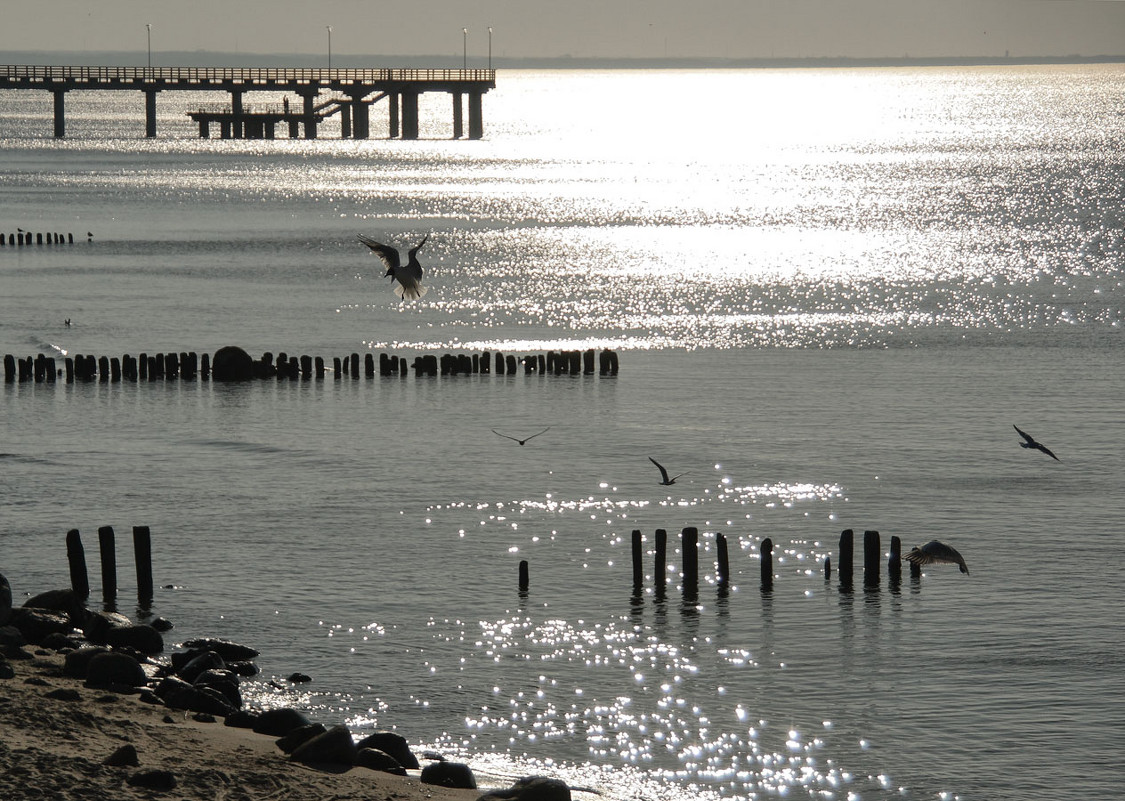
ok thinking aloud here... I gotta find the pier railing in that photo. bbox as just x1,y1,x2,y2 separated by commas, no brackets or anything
0,64,497,85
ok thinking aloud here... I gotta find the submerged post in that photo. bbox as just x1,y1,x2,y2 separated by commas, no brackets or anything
98,525,117,605
52,88,66,138
681,527,698,597
863,529,880,588
66,528,89,601
838,529,854,589
518,559,529,592
760,537,773,590
654,528,667,597
631,529,643,590
133,525,154,606
889,535,902,585
716,532,730,589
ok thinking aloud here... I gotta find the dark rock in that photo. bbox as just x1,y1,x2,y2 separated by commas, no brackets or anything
194,668,241,709
45,687,83,701
287,672,312,683
193,712,217,723
127,769,176,790
24,676,50,687
23,588,85,619
81,610,133,644
0,625,26,648
85,652,147,688
139,689,164,705
40,631,81,651
420,761,477,789
477,777,572,801
160,680,236,717
150,617,174,632
355,747,408,775
211,346,255,381
290,724,358,767
226,660,259,677
8,607,73,645
355,730,420,769
105,624,164,655
64,646,112,679
276,722,328,754
224,710,259,729
104,744,140,767
179,637,259,661
2,643,32,660
176,650,225,683
252,707,311,737
0,659,14,680
0,573,11,627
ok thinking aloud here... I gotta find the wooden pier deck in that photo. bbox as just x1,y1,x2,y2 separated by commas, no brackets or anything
0,65,496,140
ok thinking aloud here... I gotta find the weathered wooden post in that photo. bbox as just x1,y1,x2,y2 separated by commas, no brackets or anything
333,356,342,378
505,355,517,373
4,354,16,382
365,353,375,377
66,528,89,601
889,535,902,585
98,525,116,606
110,357,121,382
654,528,667,597
200,352,210,379
133,525,153,606
350,353,360,378
760,537,773,590
839,529,854,589
716,532,730,589
863,529,880,588
824,555,832,581
98,355,110,382
631,530,643,591
681,527,699,597
519,560,529,592
315,356,325,379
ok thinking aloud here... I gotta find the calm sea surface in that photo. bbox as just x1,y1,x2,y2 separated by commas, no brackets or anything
2,65,1123,800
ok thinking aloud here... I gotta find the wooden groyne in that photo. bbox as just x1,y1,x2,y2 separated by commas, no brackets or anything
3,348,620,384
1,230,83,246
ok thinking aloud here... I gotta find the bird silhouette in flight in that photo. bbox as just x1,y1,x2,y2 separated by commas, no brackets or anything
1013,425,1060,461
358,234,429,301
492,427,550,446
904,540,969,575
649,457,687,486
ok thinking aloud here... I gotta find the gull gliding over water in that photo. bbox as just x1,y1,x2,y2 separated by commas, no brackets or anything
1013,425,1060,461
358,234,429,301
492,427,550,446
904,540,969,575
649,457,687,486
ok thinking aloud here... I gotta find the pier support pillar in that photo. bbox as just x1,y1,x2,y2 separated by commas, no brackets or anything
230,90,245,139
340,103,352,138
300,90,319,139
144,89,159,138
452,92,463,139
401,91,419,140
468,90,484,139
353,99,370,139
52,88,67,138
388,93,400,138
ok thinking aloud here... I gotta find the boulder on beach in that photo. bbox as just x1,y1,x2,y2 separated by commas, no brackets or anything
85,651,147,688
64,646,112,679
289,724,358,767
23,588,85,620
0,573,11,627
8,607,74,645
355,747,408,775
210,346,255,382
355,730,420,769
105,624,164,655
179,637,259,662
478,776,572,801
175,650,226,683
252,707,311,737
276,722,328,754
193,668,242,709
421,761,477,789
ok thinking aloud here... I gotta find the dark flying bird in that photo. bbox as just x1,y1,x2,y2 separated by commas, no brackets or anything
649,457,687,486
904,540,969,575
1013,425,1060,461
492,427,550,446
358,234,429,301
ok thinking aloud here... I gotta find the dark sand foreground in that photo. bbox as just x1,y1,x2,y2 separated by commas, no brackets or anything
0,650,483,801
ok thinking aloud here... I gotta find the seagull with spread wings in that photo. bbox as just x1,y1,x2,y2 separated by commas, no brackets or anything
904,540,970,575
492,427,551,446
358,234,429,301
649,457,687,486
1013,425,1060,461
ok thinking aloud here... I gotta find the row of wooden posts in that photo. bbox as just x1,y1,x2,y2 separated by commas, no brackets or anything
3,348,621,384
1,231,82,246
65,525,155,608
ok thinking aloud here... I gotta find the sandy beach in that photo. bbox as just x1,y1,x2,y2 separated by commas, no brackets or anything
0,647,487,801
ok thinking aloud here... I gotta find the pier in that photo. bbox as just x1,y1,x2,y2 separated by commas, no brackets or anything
0,65,496,140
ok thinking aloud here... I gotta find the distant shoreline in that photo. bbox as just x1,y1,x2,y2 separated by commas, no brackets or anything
2,49,1124,70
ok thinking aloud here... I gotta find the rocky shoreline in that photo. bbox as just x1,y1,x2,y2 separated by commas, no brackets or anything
0,575,574,801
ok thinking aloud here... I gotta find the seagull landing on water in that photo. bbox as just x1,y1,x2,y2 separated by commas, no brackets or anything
1013,425,1060,461
904,540,969,575
492,427,550,446
649,457,687,486
358,234,429,301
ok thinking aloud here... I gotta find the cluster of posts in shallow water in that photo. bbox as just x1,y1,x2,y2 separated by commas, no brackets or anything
2,348,621,384
64,526,154,613
0,230,83,246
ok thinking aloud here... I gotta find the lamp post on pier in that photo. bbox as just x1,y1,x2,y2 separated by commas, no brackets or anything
146,23,152,69
462,27,467,70
326,25,332,69
488,26,493,70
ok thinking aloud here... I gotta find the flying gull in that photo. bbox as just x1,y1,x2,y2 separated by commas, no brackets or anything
1013,425,1060,461
904,540,969,575
358,234,429,301
649,457,687,486
492,427,550,446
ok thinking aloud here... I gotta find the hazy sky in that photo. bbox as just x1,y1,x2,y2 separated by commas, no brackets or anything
1,0,1123,62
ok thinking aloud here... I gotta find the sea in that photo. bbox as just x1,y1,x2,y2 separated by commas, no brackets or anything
1,64,1123,800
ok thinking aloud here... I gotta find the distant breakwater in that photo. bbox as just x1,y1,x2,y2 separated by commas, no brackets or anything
4,347,620,384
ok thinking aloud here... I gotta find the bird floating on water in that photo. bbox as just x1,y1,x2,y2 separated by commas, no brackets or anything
1013,424,1060,461
492,427,550,446
904,540,969,575
358,234,429,301
649,457,687,486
